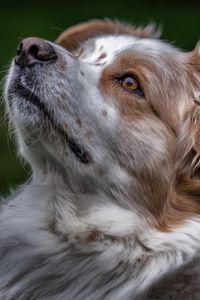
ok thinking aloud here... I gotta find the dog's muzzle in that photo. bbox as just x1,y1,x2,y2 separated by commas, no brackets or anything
8,38,92,165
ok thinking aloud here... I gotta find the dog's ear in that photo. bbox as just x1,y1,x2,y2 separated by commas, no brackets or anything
172,44,200,214
176,42,200,180
189,41,200,72
176,107,200,180
56,19,160,52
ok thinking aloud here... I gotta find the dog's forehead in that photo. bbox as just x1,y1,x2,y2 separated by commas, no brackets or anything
80,35,175,65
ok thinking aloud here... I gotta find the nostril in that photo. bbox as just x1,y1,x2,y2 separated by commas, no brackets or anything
28,45,39,59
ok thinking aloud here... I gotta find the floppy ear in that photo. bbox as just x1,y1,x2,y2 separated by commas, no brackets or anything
56,19,160,52
176,106,200,180
168,43,200,218
176,42,200,180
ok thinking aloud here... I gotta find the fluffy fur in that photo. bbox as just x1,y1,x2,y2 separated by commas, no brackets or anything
1,19,200,299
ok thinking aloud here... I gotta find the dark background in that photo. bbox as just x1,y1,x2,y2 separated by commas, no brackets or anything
0,0,200,197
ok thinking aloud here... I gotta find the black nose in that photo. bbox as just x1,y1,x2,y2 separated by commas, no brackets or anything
15,37,57,67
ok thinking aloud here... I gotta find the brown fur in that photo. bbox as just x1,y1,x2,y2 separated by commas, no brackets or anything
56,19,160,52
100,45,200,231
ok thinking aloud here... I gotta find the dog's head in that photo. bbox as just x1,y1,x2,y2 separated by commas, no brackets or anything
5,20,200,231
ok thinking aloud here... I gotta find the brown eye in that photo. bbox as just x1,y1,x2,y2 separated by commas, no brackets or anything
121,76,139,92
119,75,144,97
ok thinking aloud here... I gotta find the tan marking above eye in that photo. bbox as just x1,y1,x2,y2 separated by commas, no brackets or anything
121,76,139,92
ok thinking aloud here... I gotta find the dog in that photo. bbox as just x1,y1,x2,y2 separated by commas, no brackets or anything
1,19,200,300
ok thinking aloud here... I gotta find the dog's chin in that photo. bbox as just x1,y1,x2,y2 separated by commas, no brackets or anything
7,83,93,165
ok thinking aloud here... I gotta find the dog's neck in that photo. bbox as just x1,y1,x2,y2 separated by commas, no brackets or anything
1,167,200,299
20,169,200,297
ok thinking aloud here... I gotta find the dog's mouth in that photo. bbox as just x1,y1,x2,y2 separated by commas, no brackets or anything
8,83,92,164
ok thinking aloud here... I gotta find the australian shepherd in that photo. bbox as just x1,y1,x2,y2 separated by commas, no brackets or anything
1,19,200,300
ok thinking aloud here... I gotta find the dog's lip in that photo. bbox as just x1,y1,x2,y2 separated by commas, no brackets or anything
9,83,92,164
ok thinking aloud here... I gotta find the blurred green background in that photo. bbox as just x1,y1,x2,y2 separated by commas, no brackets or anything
0,0,200,197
